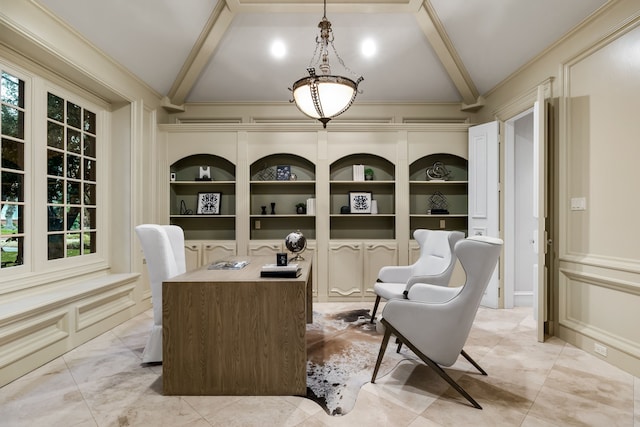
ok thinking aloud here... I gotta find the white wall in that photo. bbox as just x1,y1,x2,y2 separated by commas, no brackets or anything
0,2,164,387
480,0,640,375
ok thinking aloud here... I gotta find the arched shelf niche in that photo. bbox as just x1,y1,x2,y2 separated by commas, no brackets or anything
409,153,468,238
249,153,316,240
329,153,395,240
169,153,236,240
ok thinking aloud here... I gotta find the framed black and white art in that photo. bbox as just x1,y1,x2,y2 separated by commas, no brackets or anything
276,165,291,181
197,192,221,215
349,191,372,214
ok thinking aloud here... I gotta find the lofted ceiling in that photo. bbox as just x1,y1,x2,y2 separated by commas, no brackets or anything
35,0,609,110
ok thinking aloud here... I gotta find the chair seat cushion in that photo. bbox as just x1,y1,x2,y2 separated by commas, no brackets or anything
373,282,406,300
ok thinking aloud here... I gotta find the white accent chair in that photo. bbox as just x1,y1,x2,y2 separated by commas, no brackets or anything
371,235,503,409
135,224,186,364
370,229,465,323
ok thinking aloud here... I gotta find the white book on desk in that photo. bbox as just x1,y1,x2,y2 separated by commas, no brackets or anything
261,263,299,272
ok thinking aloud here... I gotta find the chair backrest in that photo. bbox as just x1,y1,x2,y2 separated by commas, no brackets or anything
162,225,186,275
409,235,502,365
135,224,186,324
411,229,465,277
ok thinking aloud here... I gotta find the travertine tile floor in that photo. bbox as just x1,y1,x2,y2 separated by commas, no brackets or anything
1,303,639,426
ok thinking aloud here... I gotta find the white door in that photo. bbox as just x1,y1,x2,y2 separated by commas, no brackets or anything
533,87,548,342
468,122,500,308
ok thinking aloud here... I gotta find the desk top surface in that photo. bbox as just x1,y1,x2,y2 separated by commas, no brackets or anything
164,255,312,284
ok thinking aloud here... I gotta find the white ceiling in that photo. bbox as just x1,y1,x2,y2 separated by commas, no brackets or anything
35,0,608,107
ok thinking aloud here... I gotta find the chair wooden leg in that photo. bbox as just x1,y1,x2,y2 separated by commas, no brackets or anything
370,295,381,323
460,349,487,375
382,322,483,409
371,319,393,383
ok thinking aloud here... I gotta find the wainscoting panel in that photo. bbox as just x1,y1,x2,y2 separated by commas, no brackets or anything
0,274,142,387
0,310,69,370
558,262,640,375
75,284,137,332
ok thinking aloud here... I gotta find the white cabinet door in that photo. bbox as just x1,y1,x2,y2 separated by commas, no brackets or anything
202,241,237,266
184,241,202,272
328,240,397,299
328,241,364,297
363,241,398,297
300,241,318,297
248,240,283,256
468,121,500,308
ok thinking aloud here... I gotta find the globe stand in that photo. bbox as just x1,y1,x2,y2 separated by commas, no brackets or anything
289,250,305,262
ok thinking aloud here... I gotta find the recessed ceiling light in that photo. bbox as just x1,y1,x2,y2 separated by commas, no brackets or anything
361,38,376,58
271,40,286,59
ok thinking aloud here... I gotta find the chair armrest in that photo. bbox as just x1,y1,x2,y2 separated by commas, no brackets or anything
407,283,462,304
377,265,413,283
406,272,451,288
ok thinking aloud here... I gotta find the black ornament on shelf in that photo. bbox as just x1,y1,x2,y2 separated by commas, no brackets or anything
428,191,449,214
256,163,277,181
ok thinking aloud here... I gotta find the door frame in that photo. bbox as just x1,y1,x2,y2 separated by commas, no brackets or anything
493,79,555,340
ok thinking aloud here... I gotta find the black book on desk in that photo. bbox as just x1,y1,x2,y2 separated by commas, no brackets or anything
260,264,302,278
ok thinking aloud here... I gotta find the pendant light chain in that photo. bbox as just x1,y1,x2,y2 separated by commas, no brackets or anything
329,40,364,86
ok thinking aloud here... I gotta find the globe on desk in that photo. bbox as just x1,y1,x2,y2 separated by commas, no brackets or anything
285,230,307,261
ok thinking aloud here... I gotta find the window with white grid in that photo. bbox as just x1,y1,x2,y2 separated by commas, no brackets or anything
46,92,97,260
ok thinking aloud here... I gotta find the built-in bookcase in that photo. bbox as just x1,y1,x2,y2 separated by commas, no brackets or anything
169,154,236,240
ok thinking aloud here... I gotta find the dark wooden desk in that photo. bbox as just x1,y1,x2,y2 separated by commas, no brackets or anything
162,256,312,395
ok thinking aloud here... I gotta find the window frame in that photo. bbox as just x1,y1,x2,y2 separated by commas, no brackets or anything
37,82,108,272
0,57,110,292
0,63,31,277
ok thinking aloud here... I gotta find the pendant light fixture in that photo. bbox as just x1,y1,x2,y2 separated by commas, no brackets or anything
290,0,364,127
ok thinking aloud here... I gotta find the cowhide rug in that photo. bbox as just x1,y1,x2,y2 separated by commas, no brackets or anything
305,307,417,416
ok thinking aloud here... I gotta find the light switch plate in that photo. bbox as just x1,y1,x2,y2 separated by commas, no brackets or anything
570,197,586,211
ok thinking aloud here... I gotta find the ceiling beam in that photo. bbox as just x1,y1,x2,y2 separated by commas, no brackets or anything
414,1,481,108
225,0,424,14
166,1,235,107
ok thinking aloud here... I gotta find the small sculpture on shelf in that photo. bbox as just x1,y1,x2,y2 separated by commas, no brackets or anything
256,163,276,181
295,203,306,214
179,200,193,215
261,205,267,215
285,230,307,261
426,161,451,181
428,191,449,214
270,202,276,215
196,166,212,181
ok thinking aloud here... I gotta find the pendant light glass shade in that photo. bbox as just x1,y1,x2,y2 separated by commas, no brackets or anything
292,73,359,127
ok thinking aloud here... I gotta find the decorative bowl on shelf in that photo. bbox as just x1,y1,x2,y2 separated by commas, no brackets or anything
285,230,307,261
